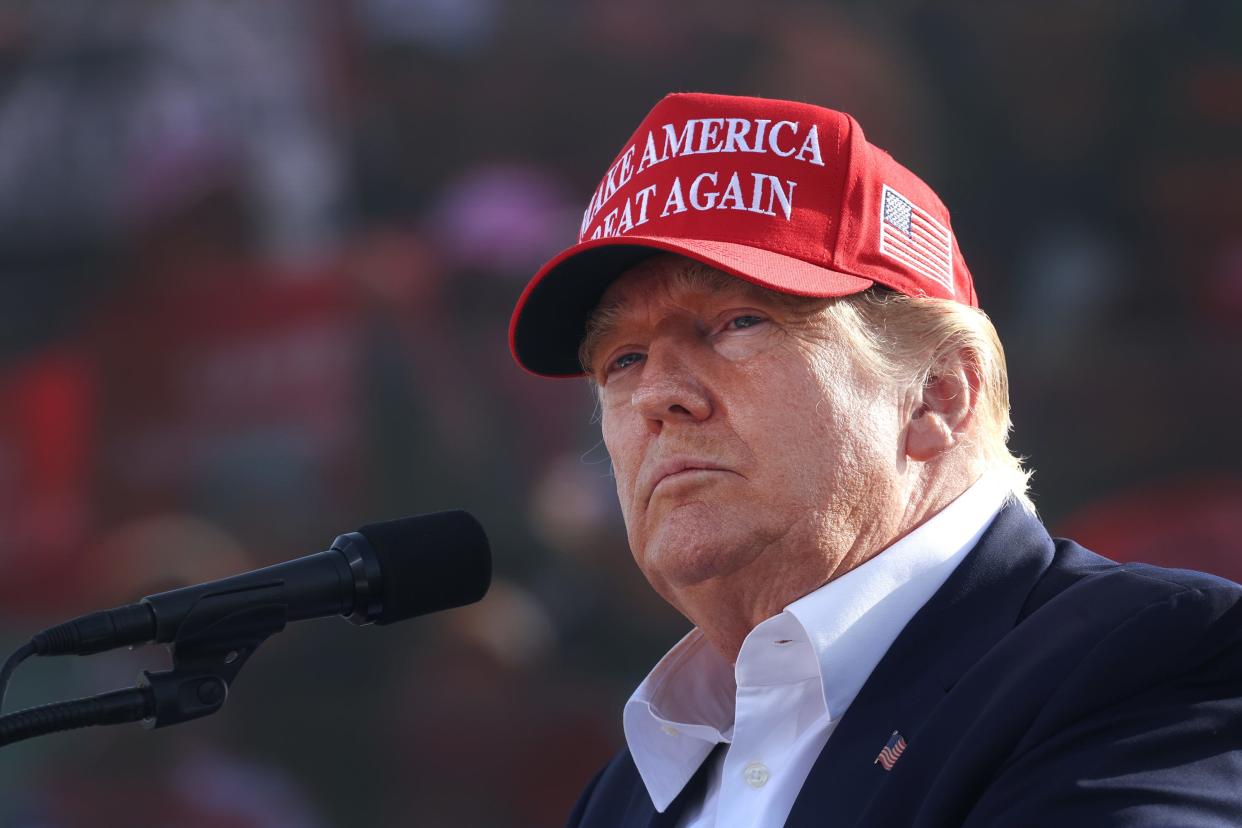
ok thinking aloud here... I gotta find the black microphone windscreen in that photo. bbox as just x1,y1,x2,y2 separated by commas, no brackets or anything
357,510,491,624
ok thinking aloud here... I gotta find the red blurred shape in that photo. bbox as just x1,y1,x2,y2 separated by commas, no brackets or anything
0,347,97,615
1055,475,1242,584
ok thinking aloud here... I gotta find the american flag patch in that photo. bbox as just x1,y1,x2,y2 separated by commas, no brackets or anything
879,185,954,294
873,730,907,771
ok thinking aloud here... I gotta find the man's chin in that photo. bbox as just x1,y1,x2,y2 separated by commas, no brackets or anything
637,507,765,590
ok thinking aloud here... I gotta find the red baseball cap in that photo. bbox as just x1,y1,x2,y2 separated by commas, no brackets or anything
509,92,977,377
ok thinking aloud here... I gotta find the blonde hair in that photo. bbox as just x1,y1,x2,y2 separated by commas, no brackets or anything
579,260,1035,513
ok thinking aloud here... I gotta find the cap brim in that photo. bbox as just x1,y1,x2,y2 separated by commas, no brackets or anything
509,235,874,377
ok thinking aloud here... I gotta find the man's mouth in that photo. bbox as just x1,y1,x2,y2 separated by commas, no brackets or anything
643,458,733,503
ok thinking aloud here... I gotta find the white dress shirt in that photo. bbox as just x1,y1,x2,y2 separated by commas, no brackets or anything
622,474,1013,827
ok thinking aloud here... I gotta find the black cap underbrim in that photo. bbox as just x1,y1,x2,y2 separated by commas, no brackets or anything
509,243,666,377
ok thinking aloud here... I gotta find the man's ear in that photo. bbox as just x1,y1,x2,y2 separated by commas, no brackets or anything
904,347,981,462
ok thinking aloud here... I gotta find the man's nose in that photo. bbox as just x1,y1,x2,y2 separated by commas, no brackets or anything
630,340,712,434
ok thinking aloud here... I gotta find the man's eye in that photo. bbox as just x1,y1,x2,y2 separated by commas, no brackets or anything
608,352,644,374
728,315,765,330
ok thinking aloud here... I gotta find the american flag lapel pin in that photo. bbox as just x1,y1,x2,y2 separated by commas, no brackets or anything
874,730,907,771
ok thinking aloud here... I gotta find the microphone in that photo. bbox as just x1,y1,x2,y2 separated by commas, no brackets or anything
29,510,491,658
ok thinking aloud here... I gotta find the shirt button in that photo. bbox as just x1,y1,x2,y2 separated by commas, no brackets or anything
660,724,679,736
743,761,770,789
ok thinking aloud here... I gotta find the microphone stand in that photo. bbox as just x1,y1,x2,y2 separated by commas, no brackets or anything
1,585,289,747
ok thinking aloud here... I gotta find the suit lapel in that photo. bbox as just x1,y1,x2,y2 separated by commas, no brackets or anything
785,502,1056,827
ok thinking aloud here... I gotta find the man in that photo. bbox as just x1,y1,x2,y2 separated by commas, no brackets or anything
508,93,1242,826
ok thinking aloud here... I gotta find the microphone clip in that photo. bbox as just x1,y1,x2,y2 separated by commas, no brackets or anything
139,585,288,729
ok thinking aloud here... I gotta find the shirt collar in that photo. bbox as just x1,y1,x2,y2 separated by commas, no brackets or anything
783,470,1013,720
623,472,1013,811
623,632,731,810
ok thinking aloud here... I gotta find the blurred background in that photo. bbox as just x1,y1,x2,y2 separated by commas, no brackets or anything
0,0,1240,825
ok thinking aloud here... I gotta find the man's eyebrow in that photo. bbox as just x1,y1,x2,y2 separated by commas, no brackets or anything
578,279,826,373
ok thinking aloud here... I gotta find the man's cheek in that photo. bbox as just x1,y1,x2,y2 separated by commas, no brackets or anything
606,439,637,500
611,466,639,528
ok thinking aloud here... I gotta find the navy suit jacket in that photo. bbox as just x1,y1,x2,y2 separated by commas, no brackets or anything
567,502,1242,827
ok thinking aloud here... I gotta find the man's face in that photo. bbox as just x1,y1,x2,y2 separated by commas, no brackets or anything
587,255,906,622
